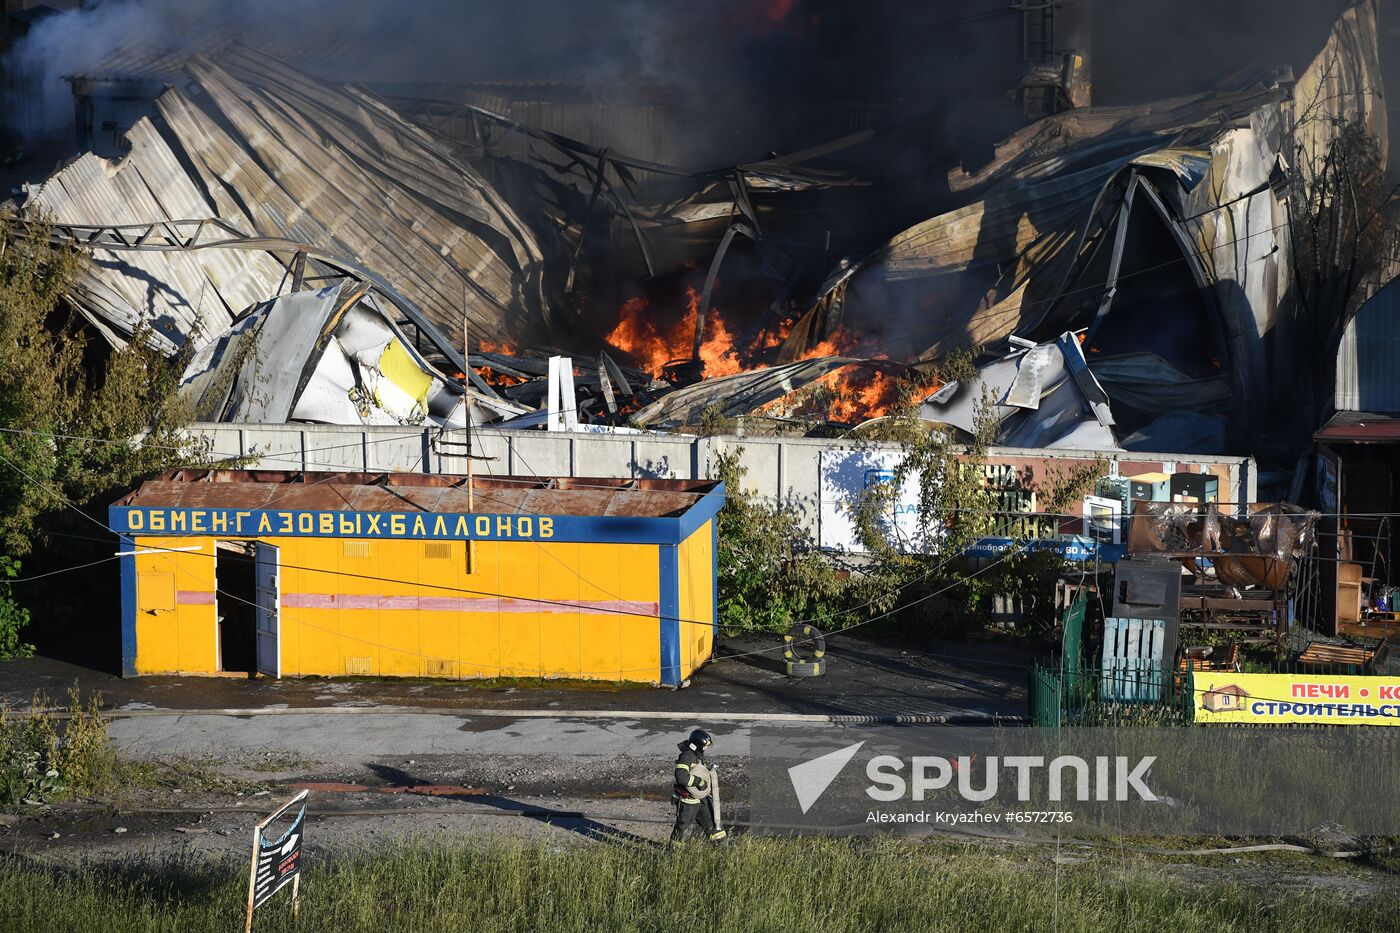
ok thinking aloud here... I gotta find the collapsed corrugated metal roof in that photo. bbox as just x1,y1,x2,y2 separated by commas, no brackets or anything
19,44,552,353
16,120,286,352
778,145,1220,364
434,100,872,301
1335,275,1400,415
181,285,527,428
8,2,1388,450
921,331,1233,453
629,356,905,429
777,0,1386,445
922,333,1118,451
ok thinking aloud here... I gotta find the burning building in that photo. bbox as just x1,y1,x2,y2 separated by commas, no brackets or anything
0,1,1393,462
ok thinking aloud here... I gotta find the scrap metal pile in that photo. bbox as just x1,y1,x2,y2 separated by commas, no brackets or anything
4,2,1388,447
1129,501,1320,592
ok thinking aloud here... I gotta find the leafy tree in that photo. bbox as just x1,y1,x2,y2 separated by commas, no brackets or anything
0,215,84,554
0,216,206,555
714,448,852,633
1286,119,1398,450
713,357,1008,637
0,216,208,651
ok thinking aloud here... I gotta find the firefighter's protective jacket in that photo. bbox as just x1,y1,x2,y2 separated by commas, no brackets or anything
673,743,710,804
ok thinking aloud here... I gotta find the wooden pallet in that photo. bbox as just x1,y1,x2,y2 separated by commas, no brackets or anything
1297,642,1376,667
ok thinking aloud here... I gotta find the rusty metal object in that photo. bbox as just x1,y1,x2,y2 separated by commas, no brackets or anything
1128,501,1318,592
115,470,718,519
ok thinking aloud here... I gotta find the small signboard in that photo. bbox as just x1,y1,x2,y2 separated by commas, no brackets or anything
1194,673,1400,726
818,449,920,552
245,790,308,931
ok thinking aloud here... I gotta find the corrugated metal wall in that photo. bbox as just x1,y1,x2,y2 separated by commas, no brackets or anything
1336,276,1400,412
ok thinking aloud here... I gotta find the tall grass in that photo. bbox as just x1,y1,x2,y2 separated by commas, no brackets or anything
3,838,1394,932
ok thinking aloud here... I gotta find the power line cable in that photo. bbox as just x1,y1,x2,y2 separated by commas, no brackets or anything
500,441,979,633
5,554,123,583
6,524,1379,703
3,439,1371,689
0,445,1024,661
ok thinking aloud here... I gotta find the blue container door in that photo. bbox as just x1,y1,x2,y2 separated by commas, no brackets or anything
255,542,282,678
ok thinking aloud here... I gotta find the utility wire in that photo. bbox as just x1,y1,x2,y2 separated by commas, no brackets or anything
0,446,1031,670
5,554,123,583
5,531,1379,702
0,428,1370,681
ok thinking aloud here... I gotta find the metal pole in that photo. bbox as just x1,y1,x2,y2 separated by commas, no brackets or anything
463,299,475,573
244,824,260,933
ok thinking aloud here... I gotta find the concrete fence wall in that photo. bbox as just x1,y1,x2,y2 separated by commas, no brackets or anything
190,423,1257,542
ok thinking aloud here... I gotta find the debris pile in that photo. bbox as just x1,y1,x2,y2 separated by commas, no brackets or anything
4,2,1389,447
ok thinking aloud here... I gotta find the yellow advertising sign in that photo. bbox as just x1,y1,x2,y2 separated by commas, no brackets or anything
1194,672,1400,726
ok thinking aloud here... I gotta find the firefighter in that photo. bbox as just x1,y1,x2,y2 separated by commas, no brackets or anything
670,728,727,843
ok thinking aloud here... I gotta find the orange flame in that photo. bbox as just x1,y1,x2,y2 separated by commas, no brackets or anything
603,296,940,423
697,293,743,379
798,328,858,360
761,363,943,424
605,296,670,377
606,288,744,380
469,338,527,388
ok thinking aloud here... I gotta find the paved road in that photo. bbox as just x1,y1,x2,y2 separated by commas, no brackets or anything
2,635,1044,863
107,710,751,759
2,633,1037,720
8,631,1034,813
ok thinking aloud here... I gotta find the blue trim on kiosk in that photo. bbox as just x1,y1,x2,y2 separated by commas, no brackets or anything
118,534,137,677
711,519,719,640
658,545,681,687
109,482,728,548
677,481,726,540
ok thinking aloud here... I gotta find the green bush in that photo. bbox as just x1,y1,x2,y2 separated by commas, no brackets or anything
0,695,61,808
0,556,31,660
0,686,113,809
715,449,855,633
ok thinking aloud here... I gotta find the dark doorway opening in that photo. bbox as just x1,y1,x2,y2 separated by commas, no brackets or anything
216,542,257,673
